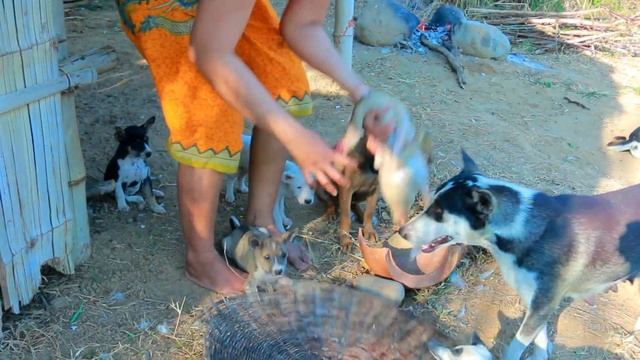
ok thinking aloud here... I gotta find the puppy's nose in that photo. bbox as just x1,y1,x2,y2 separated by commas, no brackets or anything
304,198,313,205
145,151,152,158
274,269,283,276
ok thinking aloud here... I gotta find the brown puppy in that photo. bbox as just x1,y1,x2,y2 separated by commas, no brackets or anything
319,134,380,251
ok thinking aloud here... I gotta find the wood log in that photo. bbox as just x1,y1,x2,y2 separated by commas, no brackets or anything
60,46,118,75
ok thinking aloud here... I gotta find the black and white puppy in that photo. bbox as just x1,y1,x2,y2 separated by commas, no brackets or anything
104,116,165,214
607,126,640,158
400,150,640,360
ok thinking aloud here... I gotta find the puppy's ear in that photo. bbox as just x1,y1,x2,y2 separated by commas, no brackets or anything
115,127,125,142
249,235,263,249
470,332,486,348
229,216,241,230
461,149,479,174
142,116,156,129
467,187,493,221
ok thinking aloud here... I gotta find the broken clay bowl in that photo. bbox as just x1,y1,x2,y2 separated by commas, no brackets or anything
358,229,464,289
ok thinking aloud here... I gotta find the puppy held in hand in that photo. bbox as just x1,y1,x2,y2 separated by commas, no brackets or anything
103,116,165,214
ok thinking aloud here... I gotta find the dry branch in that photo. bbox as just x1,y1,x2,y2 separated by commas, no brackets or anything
420,36,466,89
466,6,640,55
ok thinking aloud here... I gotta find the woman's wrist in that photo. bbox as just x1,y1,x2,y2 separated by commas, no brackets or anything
348,83,371,103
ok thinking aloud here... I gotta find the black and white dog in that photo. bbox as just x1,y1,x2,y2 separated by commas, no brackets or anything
607,126,640,158
400,150,640,360
104,116,165,214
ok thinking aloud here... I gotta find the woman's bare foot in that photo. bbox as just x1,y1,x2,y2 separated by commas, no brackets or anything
185,250,247,295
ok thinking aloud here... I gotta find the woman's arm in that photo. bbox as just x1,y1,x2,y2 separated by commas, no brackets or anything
280,0,369,102
189,0,353,194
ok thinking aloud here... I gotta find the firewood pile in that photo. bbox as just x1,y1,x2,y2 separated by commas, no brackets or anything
466,7,640,55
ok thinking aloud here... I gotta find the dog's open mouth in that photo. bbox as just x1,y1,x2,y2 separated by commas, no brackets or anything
421,235,453,253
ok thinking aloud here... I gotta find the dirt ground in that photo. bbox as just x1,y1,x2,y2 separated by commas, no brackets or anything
2,0,640,359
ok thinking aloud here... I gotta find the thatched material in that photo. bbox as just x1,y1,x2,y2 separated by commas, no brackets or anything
0,0,115,314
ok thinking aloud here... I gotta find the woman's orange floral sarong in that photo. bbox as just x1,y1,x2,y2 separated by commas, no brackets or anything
116,0,313,173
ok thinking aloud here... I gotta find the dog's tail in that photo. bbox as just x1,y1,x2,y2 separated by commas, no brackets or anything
607,136,635,152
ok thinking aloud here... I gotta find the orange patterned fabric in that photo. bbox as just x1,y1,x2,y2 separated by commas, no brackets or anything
117,0,313,173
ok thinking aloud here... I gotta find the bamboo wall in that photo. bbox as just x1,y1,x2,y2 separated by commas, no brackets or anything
0,0,93,314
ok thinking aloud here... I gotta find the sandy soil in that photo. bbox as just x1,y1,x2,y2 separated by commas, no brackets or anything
1,0,639,359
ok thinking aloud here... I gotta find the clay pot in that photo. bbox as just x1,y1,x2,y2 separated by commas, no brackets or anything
358,229,464,289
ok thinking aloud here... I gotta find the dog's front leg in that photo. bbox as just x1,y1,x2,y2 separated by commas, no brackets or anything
272,195,286,233
362,191,379,242
224,176,237,203
239,174,249,193
504,295,559,360
141,178,166,214
279,196,293,230
338,186,354,251
115,180,130,212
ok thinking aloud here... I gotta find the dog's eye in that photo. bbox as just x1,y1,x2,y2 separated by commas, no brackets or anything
280,252,286,259
264,255,271,260
452,347,463,356
427,203,444,221
297,186,302,190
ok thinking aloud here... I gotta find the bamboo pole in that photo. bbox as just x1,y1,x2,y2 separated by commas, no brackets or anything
333,0,355,69
0,68,96,115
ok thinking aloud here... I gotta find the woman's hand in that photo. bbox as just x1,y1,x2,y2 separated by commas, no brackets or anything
280,121,356,196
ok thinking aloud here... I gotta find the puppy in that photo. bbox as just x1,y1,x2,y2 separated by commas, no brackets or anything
428,333,493,360
217,216,292,282
224,134,314,232
400,150,640,360
103,116,165,214
607,126,640,158
328,92,431,250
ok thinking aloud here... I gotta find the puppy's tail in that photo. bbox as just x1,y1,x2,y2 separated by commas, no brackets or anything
607,136,634,152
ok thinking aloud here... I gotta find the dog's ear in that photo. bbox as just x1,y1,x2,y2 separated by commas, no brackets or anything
470,332,486,348
249,234,263,249
468,187,494,220
115,126,125,142
461,149,479,174
141,116,156,129
229,216,241,230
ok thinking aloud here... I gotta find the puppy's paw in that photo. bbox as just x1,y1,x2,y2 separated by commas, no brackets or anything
152,189,165,198
239,182,249,193
363,226,378,243
126,195,144,204
224,192,236,203
283,218,293,230
117,203,130,212
150,203,166,214
339,234,352,252
137,201,146,211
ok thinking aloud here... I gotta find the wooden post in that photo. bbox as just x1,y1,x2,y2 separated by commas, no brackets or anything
333,0,355,69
